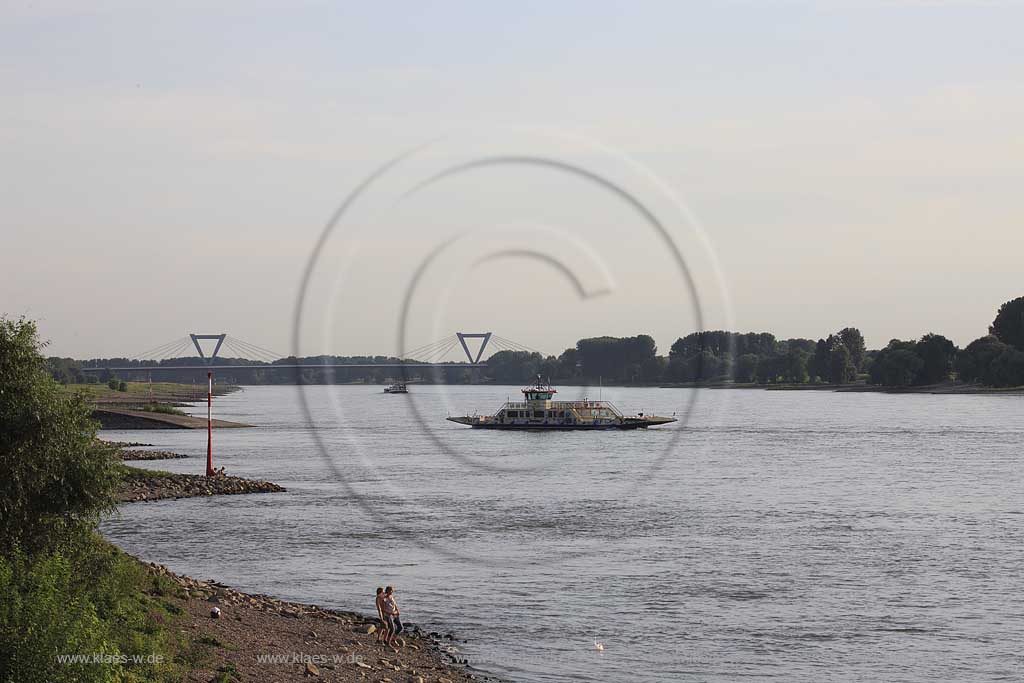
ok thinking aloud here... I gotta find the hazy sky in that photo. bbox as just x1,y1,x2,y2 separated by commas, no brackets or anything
3,1,1022,359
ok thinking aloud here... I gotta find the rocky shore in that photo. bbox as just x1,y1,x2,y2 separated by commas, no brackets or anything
117,467,487,682
117,467,285,502
120,449,189,461
143,562,481,683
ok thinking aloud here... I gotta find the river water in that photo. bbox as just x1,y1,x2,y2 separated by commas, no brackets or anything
100,385,1024,682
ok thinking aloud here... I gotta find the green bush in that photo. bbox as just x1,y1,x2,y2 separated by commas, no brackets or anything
0,548,121,683
0,539,184,683
0,318,122,554
0,318,189,682
140,402,185,416
117,381,128,392
107,379,118,390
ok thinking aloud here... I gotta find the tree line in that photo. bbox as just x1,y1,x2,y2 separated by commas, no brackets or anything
438,297,1024,388
48,296,1024,389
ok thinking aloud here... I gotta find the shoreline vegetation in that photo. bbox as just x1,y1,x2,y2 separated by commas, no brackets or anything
0,317,480,683
659,380,1024,395
46,296,1024,393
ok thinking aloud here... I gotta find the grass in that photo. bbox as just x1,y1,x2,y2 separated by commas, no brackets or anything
0,535,217,683
63,381,237,403
138,402,187,416
62,381,239,420
210,662,242,682
120,464,177,479
197,634,225,647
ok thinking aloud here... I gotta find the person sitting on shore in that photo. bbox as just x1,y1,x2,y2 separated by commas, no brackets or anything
383,585,404,650
374,586,390,645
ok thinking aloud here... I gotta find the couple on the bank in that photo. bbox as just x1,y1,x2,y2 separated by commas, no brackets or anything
375,585,404,651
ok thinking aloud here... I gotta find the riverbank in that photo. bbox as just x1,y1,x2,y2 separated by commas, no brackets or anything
93,407,252,429
115,466,483,682
141,561,479,683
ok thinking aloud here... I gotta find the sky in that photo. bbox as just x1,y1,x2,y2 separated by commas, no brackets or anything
2,1,1022,359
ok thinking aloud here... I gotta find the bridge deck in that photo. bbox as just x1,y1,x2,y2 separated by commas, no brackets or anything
82,363,486,372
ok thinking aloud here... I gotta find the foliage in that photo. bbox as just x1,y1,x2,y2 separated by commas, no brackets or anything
117,381,128,392
755,348,809,384
990,296,1024,350
107,379,119,390
956,335,1007,385
869,344,925,387
915,333,957,384
0,318,122,554
0,538,185,683
989,346,1024,387
576,335,657,383
809,333,857,384
837,327,866,371
47,357,85,385
0,547,120,683
735,354,759,383
484,350,544,384
139,402,186,416
670,331,776,360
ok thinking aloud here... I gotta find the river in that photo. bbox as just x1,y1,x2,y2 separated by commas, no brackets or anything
100,385,1024,682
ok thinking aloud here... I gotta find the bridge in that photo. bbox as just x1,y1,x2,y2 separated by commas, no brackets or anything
80,331,543,372
84,331,544,477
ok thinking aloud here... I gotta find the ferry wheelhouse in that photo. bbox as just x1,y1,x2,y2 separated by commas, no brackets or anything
448,378,676,430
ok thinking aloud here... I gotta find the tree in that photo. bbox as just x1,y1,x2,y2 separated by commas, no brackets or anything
808,338,831,383
46,357,83,385
639,355,668,383
735,354,759,383
0,318,121,554
989,347,1024,387
915,333,957,384
484,350,543,384
956,335,1009,385
869,340,924,386
576,335,657,383
689,350,725,382
828,343,856,384
837,327,866,371
555,348,581,380
810,335,855,383
784,348,811,383
990,296,1024,350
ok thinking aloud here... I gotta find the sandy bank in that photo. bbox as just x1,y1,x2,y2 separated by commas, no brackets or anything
93,408,252,430
140,562,481,683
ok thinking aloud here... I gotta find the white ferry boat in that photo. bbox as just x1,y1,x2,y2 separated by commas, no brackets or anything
384,382,408,394
447,378,676,430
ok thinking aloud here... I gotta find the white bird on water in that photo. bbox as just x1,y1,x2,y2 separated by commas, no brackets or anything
594,641,605,651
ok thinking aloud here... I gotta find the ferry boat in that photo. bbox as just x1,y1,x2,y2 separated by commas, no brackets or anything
447,378,676,430
383,382,408,394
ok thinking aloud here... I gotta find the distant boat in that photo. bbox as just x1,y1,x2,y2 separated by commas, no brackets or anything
448,377,676,430
383,382,408,394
